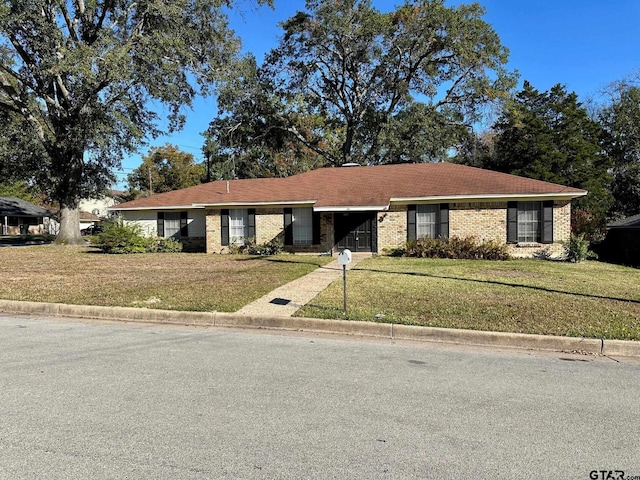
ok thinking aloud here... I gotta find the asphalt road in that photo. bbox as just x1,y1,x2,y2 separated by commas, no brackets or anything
1,315,639,479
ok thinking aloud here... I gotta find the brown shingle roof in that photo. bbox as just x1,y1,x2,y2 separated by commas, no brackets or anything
115,163,587,211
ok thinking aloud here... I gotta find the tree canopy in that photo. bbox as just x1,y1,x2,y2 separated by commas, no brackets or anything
206,0,516,175
0,0,270,243
128,144,205,197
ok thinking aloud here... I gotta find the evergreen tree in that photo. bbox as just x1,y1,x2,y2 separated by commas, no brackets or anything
465,81,612,237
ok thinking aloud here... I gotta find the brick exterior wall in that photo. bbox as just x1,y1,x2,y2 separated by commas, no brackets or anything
450,202,507,242
205,208,334,254
205,201,572,257
256,208,285,245
376,206,407,252
376,200,572,258
205,208,224,254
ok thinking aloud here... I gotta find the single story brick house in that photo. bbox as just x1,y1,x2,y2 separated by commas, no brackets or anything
112,163,587,256
0,197,51,235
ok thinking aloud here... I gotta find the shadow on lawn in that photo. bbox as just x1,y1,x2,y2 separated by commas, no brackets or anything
352,267,640,305
265,257,336,267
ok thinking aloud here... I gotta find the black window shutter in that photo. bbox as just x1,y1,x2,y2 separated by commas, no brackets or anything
157,212,165,238
371,214,378,253
439,204,449,239
283,208,293,246
247,209,256,240
507,202,518,243
407,205,417,241
542,200,554,244
221,209,229,246
312,211,321,245
180,211,188,237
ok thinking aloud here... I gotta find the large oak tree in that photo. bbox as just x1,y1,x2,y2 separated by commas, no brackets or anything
207,0,516,174
0,0,270,244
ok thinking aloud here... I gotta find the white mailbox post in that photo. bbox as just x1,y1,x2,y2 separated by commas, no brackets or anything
337,249,352,313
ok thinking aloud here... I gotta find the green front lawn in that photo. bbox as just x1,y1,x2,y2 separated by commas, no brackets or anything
296,257,640,340
0,246,332,312
2,246,639,340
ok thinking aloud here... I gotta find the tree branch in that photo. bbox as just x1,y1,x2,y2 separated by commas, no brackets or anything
55,0,79,42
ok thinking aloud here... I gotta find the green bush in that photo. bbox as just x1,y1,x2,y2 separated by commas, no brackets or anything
155,238,183,253
230,238,284,256
563,233,596,263
95,218,182,254
392,236,510,260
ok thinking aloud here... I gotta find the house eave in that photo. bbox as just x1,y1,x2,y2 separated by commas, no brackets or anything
192,200,316,209
110,205,204,212
313,205,388,212
389,192,587,204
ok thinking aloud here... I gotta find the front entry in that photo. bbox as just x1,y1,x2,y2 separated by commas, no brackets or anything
334,212,376,252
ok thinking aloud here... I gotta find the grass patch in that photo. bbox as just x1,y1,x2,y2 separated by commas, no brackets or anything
296,257,640,341
0,246,332,312
0,235,54,245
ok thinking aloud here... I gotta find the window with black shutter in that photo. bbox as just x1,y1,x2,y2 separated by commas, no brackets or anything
221,209,229,246
283,208,293,246
507,201,554,244
407,205,417,241
180,211,188,237
157,212,165,238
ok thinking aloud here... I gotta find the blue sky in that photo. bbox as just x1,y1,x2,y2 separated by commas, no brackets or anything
114,0,640,187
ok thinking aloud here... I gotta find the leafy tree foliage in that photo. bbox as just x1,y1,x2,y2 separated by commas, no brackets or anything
458,81,612,237
203,57,329,179
0,0,270,244
599,83,640,218
0,181,40,204
207,0,516,174
127,144,205,197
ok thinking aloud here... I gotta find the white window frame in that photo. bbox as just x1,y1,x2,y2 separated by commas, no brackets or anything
416,204,438,239
229,209,248,245
517,202,541,243
292,208,313,245
164,212,181,239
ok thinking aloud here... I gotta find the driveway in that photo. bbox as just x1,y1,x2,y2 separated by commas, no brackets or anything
1,315,639,479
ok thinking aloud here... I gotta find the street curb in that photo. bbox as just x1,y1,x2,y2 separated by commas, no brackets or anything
1,299,638,358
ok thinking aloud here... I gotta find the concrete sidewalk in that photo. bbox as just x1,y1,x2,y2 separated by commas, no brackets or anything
236,253,370,317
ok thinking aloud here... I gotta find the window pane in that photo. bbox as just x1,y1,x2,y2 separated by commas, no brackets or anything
164,212,181,238
293,208,313,245
416,204,438,239
517,202,540,243
229,209,247,245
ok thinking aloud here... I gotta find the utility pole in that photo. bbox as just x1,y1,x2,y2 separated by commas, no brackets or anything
148,164,153,196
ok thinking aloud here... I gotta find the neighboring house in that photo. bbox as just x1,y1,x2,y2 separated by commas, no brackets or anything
597,214,640,266
112,163,587,256
0,197,51,235
78,190,125,231
46,190,126,234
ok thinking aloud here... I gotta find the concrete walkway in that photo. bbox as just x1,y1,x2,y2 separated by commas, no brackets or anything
236,253,371,317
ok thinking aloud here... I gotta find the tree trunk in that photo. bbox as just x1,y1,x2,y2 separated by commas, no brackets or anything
55,205,86,245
